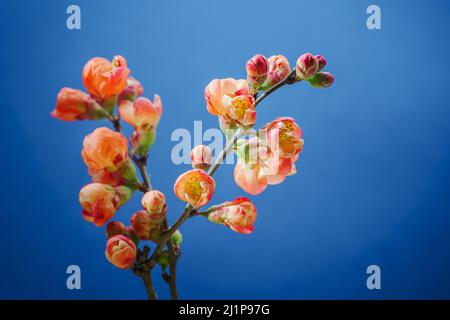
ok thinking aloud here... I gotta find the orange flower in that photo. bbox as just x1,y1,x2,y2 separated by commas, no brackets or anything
79,183,122,226
82,56,130,100
119,95,162,130
105,235,137,269
82,127,138,187
51,88,104,121
204,78,249,116
223,94,256,126
173,169,215,207
263,117,303,159
82,127,128,173
208,197,257,234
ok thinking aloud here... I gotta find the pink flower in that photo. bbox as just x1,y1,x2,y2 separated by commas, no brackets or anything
223,94,256,127
174,169,215,207
105,235,137,269
51,88,104,121
260,55,291,90
82,56,130,100
295,53,319,80
246,54,269,89
190,145,212,170
234,158,268,195
119,95,162,130
208,197,257,234
204,78,249,116
233,127,302,195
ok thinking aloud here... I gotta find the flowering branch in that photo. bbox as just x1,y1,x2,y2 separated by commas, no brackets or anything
51,52,334,300
144,66,298,273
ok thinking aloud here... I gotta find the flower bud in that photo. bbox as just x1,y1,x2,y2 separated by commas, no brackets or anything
260,55,291,90
171,230,183,246
82,55,130,100
141,190,166,223
118,77,144,102
246,54,269,89
105,235,137,269
157,251,170,270
190,145,212,170
308,72,334,88
51,88,105,122
130,128,156,157
106,221,128,238
174,169,215,207
82,127,138,187
130,210,163,241
295,53,319,80
315,55,327,72
79,183,126,226
207,197,257,234
222,95,256,127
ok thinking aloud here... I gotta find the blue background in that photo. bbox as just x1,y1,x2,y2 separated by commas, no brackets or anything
1,0,449,299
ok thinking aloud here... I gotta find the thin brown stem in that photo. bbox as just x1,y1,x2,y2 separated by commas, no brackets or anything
132,155,153,191
141,272,157,300
255,69,298,106
132,248,158,300
167,239,179,299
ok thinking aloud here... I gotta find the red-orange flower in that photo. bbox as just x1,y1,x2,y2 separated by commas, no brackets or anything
105,235,137,269
208,197,257,234
173,169,215,207
82,56,130,100
51,88,104,121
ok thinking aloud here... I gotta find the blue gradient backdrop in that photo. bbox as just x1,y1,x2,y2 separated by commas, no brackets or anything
1,0,450,299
